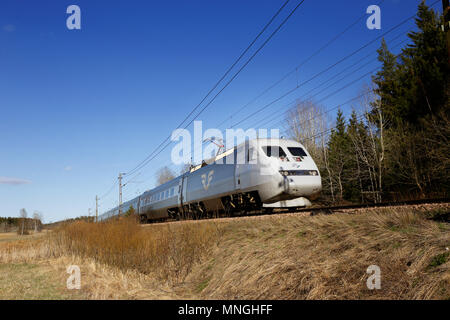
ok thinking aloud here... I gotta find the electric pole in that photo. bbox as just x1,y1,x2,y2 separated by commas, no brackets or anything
95,195,99,222
118,173,125,216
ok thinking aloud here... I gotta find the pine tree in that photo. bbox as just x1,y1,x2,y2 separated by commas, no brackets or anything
345,110,364,202
372,38,403,125
327,109,351,201
401,1,449,124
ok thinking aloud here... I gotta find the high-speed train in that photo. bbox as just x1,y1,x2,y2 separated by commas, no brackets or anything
99,138,322,222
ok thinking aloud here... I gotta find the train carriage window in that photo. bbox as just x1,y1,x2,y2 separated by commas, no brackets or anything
170,188,174,197
262,146,287,158
287,147,307,157
165,190,169,198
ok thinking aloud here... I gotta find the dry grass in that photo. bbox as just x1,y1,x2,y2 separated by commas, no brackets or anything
49,217,222,283
0,230,48,243
0,206,449,299
188,207,450,299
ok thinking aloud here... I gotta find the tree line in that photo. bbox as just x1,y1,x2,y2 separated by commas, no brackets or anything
0,209,43,234
286,2,449,204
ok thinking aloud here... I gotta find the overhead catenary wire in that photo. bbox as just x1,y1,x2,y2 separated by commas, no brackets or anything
156,31,409,182
256,44,408,132
124,0,302,179
96,0,296,204
122,13,419,196
167,18,411,173
108,0,441,208
230,11,424,130
122,0,308,184
216,0,387,129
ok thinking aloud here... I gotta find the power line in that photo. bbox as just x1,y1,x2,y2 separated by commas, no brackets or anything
161,33,408,178
162,14,409,175
122,0,307,183
124,0,296,179
230,11,422,129
123,17,414,194
258,45,408,132
216,0,387,128
111,0,441,207
96,0,295,202
98,180,117,200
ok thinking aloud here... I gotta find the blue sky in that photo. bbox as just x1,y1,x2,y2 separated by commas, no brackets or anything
0,0,442,222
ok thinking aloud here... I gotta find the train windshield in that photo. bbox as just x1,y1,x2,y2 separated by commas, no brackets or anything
262,146,287,158
287,147,307,157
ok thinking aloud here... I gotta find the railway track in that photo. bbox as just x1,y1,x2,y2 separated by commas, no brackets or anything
281,197,450,216
143,198,450,224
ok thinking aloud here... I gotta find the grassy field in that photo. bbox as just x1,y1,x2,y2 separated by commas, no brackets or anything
0,205,449,299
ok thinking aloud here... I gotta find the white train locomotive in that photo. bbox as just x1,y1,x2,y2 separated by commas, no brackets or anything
99,138,322,222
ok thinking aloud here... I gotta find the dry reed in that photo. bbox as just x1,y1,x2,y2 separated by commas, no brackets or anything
50,217,221,282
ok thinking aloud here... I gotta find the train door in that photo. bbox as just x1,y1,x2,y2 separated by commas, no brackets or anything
137,196,141,215
235,145,245,190
235,164,241,190
178,177,184,208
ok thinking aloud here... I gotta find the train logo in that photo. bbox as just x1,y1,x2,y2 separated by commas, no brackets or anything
201,170,214,191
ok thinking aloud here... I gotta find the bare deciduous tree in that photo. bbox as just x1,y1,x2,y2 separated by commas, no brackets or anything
349,90,386,203
286,100,329,162
33,211,43,233
286,99,335,201
18,208,28,235
156,166,176,186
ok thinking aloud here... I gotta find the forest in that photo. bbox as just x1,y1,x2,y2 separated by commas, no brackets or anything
286,2,449,204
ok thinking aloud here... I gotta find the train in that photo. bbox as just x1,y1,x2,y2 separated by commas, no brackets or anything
98,138,322,222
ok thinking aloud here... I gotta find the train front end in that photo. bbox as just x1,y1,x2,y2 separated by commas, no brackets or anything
254,138,322,207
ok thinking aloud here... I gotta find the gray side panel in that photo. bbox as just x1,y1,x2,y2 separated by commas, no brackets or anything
185,163,236,203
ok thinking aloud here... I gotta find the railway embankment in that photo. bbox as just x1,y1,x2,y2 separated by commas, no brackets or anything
0,204,449,299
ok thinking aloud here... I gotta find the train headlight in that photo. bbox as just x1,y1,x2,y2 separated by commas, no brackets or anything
310,170,318,176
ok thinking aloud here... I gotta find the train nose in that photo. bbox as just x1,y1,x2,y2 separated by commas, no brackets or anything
284,175,322,200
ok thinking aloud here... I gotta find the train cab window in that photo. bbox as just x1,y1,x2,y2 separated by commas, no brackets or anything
287,147,307,157
262,146,287,158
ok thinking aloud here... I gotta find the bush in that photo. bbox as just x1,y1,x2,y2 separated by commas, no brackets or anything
51,217,221,282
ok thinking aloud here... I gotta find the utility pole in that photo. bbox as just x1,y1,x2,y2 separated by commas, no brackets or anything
118,173,125,216
444,0,450,62
95,195,99,222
